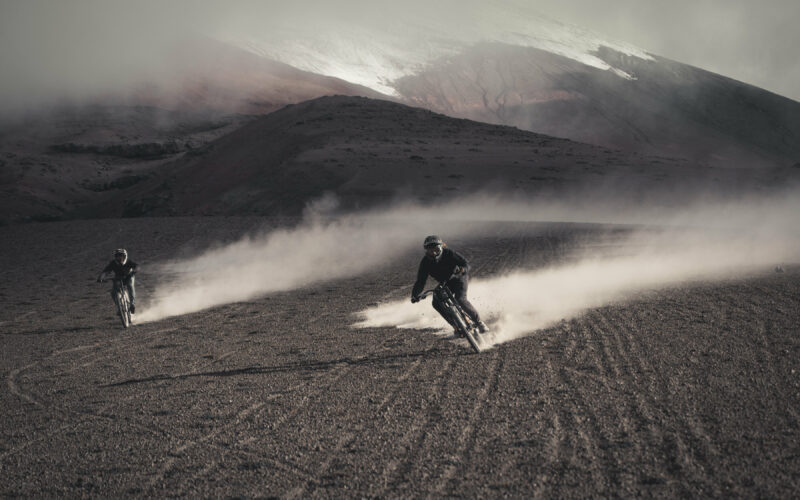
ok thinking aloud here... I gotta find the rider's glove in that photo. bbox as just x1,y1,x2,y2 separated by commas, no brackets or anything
453,266,464,275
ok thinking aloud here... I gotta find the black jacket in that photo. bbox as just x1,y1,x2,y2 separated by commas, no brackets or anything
101,260,138,279
411,248,469,298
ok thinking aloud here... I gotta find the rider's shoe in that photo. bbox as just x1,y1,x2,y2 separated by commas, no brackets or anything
477,321,489,334
130,304,136,314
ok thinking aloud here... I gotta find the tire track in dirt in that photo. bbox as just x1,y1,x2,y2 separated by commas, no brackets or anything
751,315,800,426
364,357,459,497
482,345,563,498
537,353,568,496
7,362,44,408
2,323,206,464
198,350,434,496
272,342,457,497
600,307,720,493
562,319,582,362
586,309,653,479
6,300,322,474
144,362,354,492
554,320,617,494
557,306,708,493
70,271,412,490
167,327,436,494
589,309,671,490
6,323,182,408
110,300,326,490
283,431,356,500
430,349,502,497
144,401,269,492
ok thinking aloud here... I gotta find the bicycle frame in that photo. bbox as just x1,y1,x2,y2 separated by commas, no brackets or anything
418,277,483,353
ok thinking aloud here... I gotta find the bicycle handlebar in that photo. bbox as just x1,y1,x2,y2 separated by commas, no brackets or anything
414,271,461,301
98,273,134,283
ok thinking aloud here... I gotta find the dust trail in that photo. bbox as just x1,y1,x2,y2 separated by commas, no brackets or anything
137,196,492,322
137,191,799,325
354,194,800,346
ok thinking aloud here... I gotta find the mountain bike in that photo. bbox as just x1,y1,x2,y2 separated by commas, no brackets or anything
416,276,485,353
106,277,133,328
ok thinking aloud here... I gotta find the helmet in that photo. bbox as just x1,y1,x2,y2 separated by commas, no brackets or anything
114,248,128,264
423,235,443,248
423,235,443,260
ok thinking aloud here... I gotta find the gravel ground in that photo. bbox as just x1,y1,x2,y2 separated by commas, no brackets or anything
1,218,798,498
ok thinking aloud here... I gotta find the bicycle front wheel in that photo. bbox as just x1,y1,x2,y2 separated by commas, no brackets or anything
451,307,481,353
116,290,131,328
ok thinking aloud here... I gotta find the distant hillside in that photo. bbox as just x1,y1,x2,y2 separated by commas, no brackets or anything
78,96,798,219
394,44,800,170
221,7,800,171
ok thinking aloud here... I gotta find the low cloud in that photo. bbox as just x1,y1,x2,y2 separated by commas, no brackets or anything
3,0,797,114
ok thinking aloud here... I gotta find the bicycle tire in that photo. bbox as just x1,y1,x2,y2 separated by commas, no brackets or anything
122,290,132,327
450,306,481,353
115,288,130,328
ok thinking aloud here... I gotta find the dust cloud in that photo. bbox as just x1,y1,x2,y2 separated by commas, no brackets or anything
137,196,482,322
354,192,800,346
138,191,799,330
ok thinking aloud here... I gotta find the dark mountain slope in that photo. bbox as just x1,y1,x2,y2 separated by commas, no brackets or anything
0,37,389,225
80,96,797,219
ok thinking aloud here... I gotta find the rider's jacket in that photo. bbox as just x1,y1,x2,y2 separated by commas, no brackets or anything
101,260,138,279
411,248,470,299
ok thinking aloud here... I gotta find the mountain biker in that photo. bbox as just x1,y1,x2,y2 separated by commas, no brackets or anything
97,248,138,314
411,235,488,334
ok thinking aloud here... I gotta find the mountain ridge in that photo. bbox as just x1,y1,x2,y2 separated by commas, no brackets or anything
78,96,798,220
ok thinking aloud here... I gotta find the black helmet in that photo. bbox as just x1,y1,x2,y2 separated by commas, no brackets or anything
423,235,443,248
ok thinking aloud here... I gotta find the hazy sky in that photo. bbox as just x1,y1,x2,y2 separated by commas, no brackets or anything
1,0,798,111
538,0,800,101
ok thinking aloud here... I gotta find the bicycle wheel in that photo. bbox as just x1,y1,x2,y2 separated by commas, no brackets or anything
451,307,481,353
116,289,130,328
122,290,132,327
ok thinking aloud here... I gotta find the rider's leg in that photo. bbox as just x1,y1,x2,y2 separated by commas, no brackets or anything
448,279,481,322
125,275,136,306
432,295,458,330
110,283,120,315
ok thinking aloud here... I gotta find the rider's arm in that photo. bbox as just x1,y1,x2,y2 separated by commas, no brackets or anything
97,261,113,282
411,258,429,299
451,250,470,274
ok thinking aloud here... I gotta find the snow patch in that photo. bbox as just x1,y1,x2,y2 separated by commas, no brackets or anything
220,7,652,96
